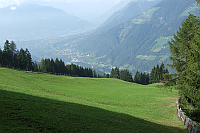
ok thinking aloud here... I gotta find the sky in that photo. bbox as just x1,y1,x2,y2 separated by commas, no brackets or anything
0,0,132,7
0,0,156,24
0,0,135,23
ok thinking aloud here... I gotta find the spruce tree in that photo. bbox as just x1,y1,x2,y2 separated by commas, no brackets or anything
2,40,11,66
0,48,2,66
25,48,33,71
17,48,27,70
167,14,200,109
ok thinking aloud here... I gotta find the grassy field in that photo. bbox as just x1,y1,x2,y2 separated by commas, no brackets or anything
0,67,188,133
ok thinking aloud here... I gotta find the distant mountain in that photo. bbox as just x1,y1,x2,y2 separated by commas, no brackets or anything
0,4,95,41
73,0,198,74
6,0,199,75
94,0,132,26
99,0,162,31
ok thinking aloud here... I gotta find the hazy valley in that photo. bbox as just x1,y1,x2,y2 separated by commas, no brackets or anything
0,0,199,74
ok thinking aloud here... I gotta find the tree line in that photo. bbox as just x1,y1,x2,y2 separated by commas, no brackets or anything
0,40,34,70
38,58,93,77
109,67,133,82
108,63,168,85
0,40,96,78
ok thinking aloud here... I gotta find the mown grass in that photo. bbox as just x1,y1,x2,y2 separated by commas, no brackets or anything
0,67,188,132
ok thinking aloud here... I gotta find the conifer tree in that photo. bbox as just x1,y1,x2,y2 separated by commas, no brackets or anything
17,48,27,70
167,14,200,109
39,58,45,72
93,70,97,78
2,40,11,66
25,48,33,71
0,48,2,66
133,70,140,83
10,41,17,67
33,62,38,71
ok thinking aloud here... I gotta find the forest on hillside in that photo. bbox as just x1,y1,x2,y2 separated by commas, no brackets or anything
0,40,168,85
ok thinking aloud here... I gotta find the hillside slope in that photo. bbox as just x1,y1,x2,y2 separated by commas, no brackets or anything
75,0,198,74
99,0,162,31
0,68,188,132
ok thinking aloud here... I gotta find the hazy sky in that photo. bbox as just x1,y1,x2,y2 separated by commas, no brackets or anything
0,0,155,23
0,0,131,7
0,0,134,23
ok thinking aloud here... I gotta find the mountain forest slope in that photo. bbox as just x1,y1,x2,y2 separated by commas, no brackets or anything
3,0,199,75
99,0,162,31
0,67,188,132
74,0,198,74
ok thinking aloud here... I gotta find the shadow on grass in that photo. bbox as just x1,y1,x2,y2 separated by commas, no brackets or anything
0,89,188,133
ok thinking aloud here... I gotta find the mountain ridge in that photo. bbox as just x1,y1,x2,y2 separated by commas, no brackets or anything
74,0,198,73
0,4,95,41
98,0,162,31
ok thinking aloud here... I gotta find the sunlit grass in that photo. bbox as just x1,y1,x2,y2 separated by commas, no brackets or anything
0,67,188,132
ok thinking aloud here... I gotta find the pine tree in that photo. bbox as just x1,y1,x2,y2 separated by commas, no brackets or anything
115,67,120,79
0,47,2,66
133,70,140,83
39,58,45,72
10,41,17,67
33,62,38,71
159,63,165,81
93,70,97,78
2,40,11,66
149,66,156,84
17,48,27,70
167,14,200,109
25,48,33,71
110,68,115,78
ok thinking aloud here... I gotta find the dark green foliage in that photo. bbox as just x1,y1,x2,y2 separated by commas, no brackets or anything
2,40,11,66
149,63,168,84
166,14,200,111
110,67,119,78
134,63,167,85
33,62,38,71
0,47,2,65
38,58,94,77
109,67,133,82
133,71,149,85
119,69,133,82
133,71,140,83
93,70,97,78
1,40,34,71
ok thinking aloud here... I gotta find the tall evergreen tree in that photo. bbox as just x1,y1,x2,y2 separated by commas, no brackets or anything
159,63,165,81
133,70,140,83
33,62,38,71
93,70,97,78
110,68,115,78
167,14,200,109
17,48,27,70
10,41,17,67
25,48,33,71
2,40,11,66
39,58,45,72
0,47,2,66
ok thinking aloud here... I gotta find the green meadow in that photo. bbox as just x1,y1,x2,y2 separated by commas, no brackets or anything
0,68,188,133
